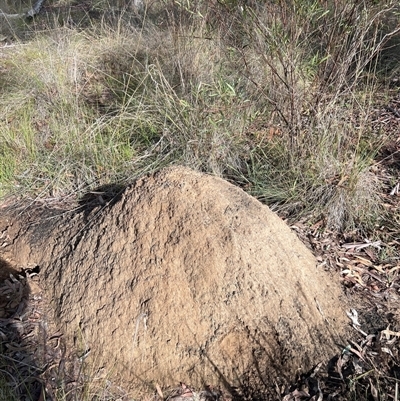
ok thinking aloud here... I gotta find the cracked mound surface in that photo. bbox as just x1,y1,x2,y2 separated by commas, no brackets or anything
0,167,349,395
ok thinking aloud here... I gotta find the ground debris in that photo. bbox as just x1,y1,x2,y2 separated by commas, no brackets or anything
0,269,44,400
290,210,400,401
272,314,400,401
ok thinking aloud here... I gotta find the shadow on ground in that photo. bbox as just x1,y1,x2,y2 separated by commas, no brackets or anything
0,257,43,400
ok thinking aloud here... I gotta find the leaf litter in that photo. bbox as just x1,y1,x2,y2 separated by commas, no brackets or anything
287,209,400,401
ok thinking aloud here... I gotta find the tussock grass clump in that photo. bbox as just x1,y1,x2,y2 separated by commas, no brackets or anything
0,0,399,234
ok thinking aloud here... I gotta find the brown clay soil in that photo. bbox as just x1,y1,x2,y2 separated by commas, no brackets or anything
0,166,354,400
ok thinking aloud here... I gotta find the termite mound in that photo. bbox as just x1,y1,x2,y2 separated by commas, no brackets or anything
0,166,349,397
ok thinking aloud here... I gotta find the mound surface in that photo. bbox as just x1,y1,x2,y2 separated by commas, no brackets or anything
0,167,348,395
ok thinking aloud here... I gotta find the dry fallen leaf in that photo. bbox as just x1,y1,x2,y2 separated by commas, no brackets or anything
369,378,379,401
381,328,400,339
156,383,164,399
